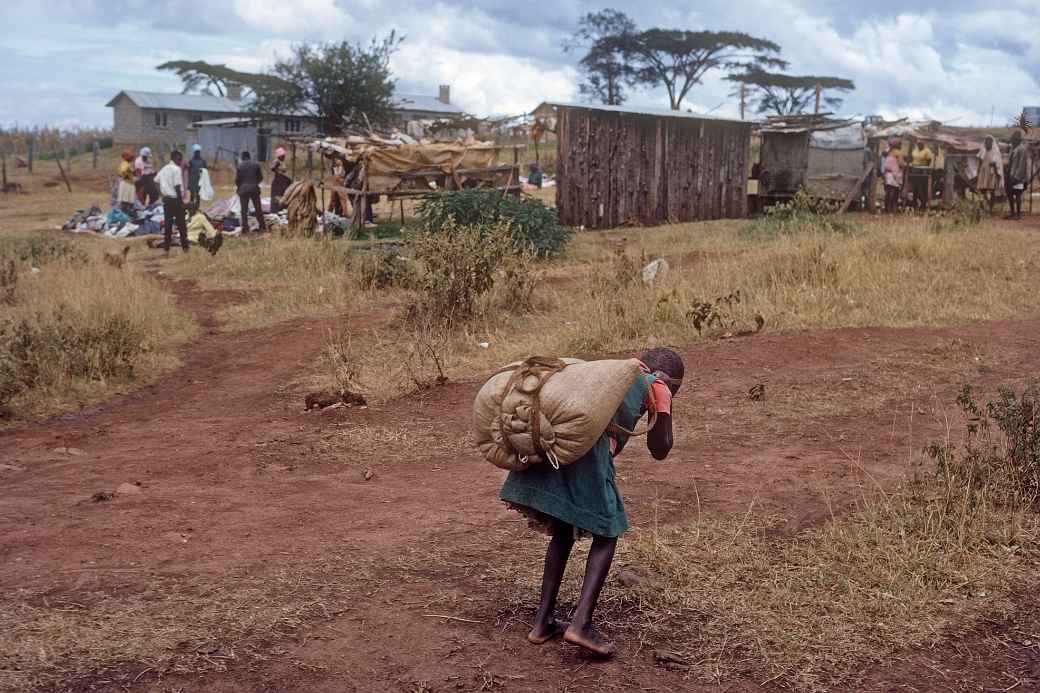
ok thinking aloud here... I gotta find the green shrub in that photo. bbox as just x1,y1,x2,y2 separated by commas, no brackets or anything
416,189,570,256
407,221,513,322
355,251,414,290
927,384,1040,510
743,189,855,239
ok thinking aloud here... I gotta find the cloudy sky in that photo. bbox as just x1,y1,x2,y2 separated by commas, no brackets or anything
3,0,1038,129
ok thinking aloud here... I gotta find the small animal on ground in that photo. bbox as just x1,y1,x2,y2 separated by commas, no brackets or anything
305,389,368,411
103,246,130,269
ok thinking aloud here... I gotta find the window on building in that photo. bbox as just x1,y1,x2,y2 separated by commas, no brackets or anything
284,118,301,133
154,111,169,128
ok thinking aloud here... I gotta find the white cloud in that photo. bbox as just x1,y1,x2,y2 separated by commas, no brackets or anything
0,0,1036,128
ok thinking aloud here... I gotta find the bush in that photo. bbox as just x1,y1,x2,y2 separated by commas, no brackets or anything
355,251,414,290
407,221,513,323
0,235,86,269
744,189,854,239
927,384,1040,510
416,189,570,256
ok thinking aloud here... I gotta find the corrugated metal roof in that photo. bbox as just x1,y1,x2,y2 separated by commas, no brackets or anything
106,90,243,113
392,93,464,114
535,101,749,125
192,117,257,127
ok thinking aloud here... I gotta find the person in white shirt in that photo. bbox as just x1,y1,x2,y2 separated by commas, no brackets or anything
157,150,189,253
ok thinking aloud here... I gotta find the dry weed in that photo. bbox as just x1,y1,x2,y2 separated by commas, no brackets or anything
0,252,195,419
0,559,376,692
164,236,359,330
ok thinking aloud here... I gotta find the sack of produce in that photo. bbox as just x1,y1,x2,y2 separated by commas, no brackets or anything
473,356,646,471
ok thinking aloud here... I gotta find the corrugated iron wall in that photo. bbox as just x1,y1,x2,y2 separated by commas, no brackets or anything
554,107,751,229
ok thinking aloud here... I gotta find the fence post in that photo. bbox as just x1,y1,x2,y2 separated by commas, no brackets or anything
92,141,99,169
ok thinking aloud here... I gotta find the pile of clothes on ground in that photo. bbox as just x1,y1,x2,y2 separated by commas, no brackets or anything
61,201,167,238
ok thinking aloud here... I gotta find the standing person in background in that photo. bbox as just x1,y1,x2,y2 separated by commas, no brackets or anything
235,150,266,233
157,150,189,254
1006,131,1030,220
976,136,1004,216
909,140,934,211
882,140,904,214
116,149,136,214
187,144,207,215
269,147,292,214
527,161,544,189
134,147,158,205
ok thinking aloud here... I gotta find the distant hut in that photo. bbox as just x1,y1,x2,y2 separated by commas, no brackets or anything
534,102,752,229
755,115,870,208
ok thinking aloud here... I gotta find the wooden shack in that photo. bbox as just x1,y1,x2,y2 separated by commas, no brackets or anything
535,102,752,229
756,116,869,205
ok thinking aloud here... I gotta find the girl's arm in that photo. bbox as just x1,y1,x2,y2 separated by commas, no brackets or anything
647,414,673,460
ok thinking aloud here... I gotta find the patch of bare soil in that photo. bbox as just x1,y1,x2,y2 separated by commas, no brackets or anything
2,274,1039,692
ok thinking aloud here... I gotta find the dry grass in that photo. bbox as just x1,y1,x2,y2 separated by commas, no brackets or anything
163,236,363,330
435,471,1038,691
0,235,195,420
310,216,1040,405
0,558,376,692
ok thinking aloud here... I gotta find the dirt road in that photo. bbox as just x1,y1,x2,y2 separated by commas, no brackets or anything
2,277,1038,692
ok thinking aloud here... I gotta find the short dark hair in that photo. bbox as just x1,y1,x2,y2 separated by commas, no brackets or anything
171,150,183,162
241,150,251,160
640,347,685,392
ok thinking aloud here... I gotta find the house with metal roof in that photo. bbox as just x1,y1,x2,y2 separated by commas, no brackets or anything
107,84,463,148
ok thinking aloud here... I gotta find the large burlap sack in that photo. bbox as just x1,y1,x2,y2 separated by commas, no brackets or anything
473,357,643,471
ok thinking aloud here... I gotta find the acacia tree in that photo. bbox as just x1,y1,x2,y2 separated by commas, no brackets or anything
619,30,787,111
563,9,637,105
727,70,855,116
250,32,402,133
156,60,288,97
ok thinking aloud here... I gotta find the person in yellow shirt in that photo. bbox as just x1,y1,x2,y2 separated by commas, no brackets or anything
911,141,934,167
909,141,934,211
116,150,136,214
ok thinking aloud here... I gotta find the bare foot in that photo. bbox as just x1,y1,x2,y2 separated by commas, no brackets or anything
563,624,616,658
527,619,568,645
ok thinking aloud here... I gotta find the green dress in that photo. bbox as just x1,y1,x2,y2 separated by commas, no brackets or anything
499,375,652,538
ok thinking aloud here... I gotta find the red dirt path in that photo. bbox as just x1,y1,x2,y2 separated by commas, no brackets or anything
2,278,1039,692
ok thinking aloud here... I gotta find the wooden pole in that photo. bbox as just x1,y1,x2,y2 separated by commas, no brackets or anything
55,155,72,193
814,83,822,114
291,142,297,179
739,84,747,120
1,150,7,191
92,141,99,169
64,146,70,172
27,138,34,174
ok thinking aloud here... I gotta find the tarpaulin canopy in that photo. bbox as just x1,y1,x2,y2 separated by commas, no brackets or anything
865,122,984,152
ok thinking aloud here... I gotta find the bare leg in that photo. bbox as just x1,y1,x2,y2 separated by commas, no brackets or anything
529,521,573,644
564,535,618,657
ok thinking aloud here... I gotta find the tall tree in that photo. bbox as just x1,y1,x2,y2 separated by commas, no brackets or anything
620,30,787,111
156,60,288,97
727,70,855,116
250,32,402,133
563,9,637,105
